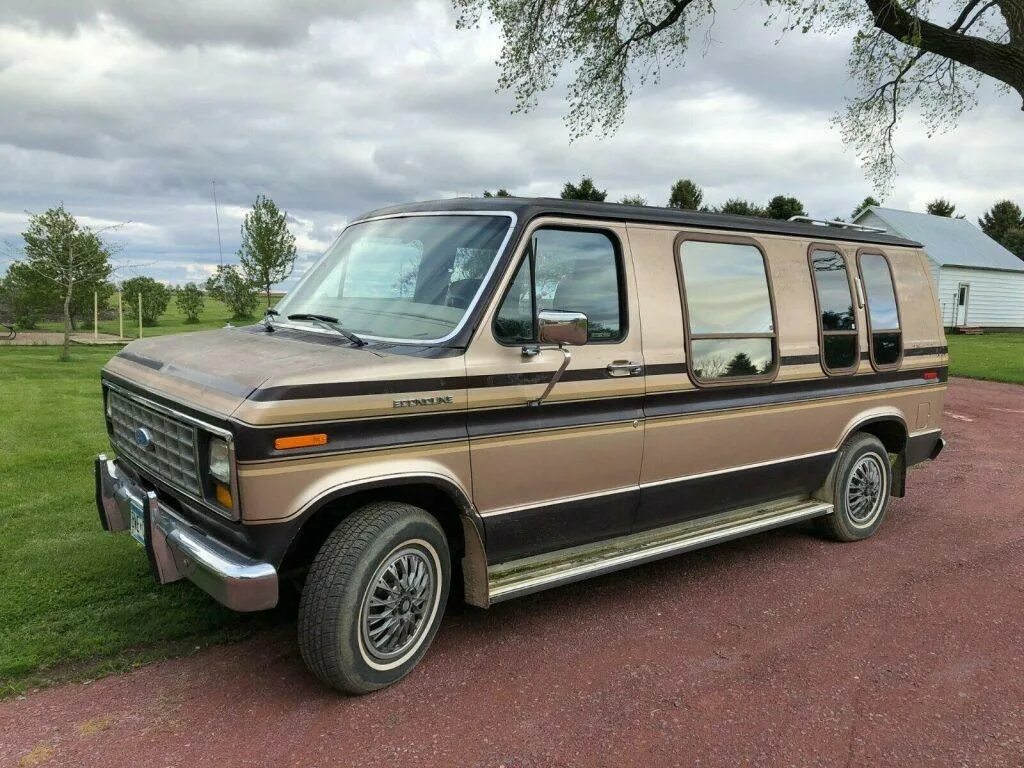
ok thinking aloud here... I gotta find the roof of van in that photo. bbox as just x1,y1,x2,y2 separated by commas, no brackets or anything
854,206,1024,272
354,197,922,248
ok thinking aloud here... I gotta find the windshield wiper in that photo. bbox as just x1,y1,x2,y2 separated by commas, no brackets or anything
287,313,367,347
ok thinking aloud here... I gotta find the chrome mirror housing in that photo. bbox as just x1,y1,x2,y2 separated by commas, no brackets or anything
537,310,588,347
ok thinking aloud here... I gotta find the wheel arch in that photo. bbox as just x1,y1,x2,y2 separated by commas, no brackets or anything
833,409,909,498
280,473,489,608
836,409,909,454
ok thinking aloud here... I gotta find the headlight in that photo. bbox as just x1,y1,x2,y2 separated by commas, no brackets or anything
208,437,231,484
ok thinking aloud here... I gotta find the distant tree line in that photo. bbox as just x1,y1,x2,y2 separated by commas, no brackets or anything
481,179,1024,260
0,196,300,348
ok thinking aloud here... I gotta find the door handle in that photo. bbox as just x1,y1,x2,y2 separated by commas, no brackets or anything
607,361,643,377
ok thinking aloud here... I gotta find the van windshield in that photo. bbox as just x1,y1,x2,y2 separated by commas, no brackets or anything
276,214,512,342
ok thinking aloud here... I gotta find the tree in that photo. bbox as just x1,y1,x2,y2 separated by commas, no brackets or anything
619,194,647,206
718,199,767,218
561,176,607,201
852,196,881,220
978,200,1024,244
455,0,1024,191
483,189,513,197
1002,228,1024,259
122,276,171,326
238,195,297,307
766,195,807,221
668,179,704,210
725,352,759,377
175,283,205,324
14,205,113,360
0,262,54,329
926,198,958,217
206,265,260,320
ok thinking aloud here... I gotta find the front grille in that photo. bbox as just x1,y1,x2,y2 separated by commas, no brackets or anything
107,389,202,497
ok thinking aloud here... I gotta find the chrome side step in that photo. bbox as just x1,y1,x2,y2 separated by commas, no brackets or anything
487,497,833,603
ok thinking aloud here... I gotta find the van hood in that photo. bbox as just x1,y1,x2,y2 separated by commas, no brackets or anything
102,325,461,420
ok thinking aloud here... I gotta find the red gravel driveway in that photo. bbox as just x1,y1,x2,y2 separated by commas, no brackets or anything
2,377,1022,767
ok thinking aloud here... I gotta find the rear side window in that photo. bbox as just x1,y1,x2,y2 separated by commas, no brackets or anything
494,229,625,344
809,248,859,374
858,251,902,368
678,239,777,383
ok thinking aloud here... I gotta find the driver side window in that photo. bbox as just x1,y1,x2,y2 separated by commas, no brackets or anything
494,229,625,344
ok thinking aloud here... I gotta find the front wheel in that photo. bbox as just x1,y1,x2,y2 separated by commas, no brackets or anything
298,501,450,694
817,433,893,542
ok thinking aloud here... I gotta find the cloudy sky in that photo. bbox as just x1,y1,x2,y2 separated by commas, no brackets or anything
1,0,1021,287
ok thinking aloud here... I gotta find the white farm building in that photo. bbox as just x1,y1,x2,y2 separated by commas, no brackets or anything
854,206,1024,330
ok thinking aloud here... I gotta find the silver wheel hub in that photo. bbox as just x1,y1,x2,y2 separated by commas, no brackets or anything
845,453,886,525
360,546,436,662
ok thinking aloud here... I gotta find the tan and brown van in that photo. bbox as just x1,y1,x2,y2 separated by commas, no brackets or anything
96,198,947,692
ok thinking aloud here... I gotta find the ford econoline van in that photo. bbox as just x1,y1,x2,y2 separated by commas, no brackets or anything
96,198,946,692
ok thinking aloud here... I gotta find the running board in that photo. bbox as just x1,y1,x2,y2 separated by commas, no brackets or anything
487,497,833,604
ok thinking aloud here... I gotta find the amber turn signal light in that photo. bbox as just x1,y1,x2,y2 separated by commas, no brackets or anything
215,483,233,508
274,433,328,450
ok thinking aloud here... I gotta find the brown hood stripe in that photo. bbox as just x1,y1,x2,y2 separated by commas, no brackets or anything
116,350,259,398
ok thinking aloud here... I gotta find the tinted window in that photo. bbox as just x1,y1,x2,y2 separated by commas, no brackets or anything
679,239,777,383
823,335,858,370
681,242,774,335
494,257,533,343
810,250,855,331
495,229,624,344
873,332,901,366
860,253,900,329
808,249,859,374
690,338,774,380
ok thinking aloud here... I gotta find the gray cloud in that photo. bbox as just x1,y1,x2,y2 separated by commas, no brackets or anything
3,0,386,47
0,1,1020,287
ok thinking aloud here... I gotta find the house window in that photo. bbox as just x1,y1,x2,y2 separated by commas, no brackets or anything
808,248,859,373
494,228,626,344
678,238,777,382
858,251,902,368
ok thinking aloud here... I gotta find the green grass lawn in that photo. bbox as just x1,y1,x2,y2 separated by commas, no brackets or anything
35,297,265,338
0,346,272,696
947,332,1024,385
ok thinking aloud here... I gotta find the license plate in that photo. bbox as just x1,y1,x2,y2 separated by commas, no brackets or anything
129,498,147,546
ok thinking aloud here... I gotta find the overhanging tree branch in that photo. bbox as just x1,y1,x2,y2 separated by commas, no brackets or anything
864,0,1024,102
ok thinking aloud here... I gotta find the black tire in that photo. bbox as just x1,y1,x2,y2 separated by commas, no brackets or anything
816,433,893,542
297,501,450,694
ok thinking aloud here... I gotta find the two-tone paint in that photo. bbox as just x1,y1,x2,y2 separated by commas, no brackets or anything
99,198,947,608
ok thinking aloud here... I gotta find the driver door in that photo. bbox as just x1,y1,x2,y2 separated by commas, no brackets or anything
465,220,645,565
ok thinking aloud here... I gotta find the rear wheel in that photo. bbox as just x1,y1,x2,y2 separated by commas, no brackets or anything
297,501,450,694
817,433,893,541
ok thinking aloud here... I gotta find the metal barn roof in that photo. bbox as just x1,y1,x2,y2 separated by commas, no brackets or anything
855,206,1024,273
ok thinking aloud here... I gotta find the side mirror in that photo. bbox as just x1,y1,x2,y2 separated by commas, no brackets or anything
537,310,588,347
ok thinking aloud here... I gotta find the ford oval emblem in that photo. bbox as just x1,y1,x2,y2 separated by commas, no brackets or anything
134,427,154,450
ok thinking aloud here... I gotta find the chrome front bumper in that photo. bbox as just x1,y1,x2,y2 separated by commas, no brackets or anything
95,454,278,612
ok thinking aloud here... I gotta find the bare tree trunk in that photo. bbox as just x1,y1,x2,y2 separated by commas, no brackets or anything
61,283,73,362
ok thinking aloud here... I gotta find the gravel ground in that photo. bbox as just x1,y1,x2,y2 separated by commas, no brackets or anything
2,377,1022,768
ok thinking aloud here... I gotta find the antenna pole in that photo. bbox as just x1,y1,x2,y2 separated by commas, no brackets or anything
212,180,224,268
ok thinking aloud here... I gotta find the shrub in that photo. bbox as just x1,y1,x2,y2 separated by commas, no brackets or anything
122,276,171,326
205,265,259,320
175,283,205,323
